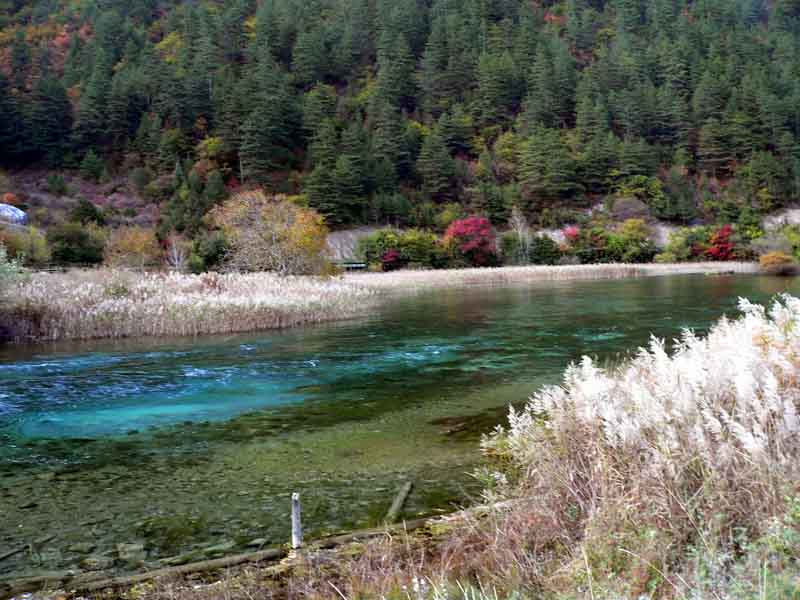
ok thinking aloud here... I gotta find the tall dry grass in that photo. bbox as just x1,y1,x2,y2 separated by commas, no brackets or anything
347,261,758,290
0,269,376,341
472,293,800,596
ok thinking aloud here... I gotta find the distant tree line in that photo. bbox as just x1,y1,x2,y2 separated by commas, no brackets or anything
1,0,800,232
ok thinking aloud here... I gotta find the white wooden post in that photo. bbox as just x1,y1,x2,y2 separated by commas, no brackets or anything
291,492,303,549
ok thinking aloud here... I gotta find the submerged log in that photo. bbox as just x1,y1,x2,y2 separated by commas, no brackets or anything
384,481,413,524
76,547,286,593
67,518,432,596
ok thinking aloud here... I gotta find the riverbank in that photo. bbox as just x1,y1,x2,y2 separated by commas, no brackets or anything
346,261,759,290
0,262,759,342
11,293,799,599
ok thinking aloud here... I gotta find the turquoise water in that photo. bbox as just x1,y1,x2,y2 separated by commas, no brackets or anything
1,273,797,580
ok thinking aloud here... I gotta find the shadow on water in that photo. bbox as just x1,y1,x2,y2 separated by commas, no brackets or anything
1,273,799,579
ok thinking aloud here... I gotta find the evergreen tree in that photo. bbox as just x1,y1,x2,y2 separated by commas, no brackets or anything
302,84,337,136
0,73,24,159
74,49,113,149
28,76,73,165
519,127,581,202
10,30,30,90
416,129,456,200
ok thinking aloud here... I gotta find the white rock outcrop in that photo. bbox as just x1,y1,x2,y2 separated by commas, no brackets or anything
0,203,27,226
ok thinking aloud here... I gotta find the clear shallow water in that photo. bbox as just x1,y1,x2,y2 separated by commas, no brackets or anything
1,273,798,580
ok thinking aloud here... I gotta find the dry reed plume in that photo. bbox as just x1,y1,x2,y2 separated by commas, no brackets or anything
1,269,376,341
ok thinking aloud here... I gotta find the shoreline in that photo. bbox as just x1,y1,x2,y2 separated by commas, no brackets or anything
345,261,759,290
1,262,759,343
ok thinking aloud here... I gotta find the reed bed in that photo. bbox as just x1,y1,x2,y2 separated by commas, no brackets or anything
347,261,758,290
469,293,800,595
0,269,376,341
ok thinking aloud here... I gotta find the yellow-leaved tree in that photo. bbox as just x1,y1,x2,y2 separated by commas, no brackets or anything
211,191,330,276
104,226,162,269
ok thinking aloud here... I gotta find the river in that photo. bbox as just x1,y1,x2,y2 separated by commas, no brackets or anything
0,273,796,579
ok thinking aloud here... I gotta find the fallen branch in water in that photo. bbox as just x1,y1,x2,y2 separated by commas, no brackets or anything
384,481,414,524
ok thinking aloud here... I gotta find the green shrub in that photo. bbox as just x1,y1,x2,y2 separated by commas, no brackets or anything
0,243,26,294
0,226,51,266
46,173,68,197
502,232,562,266
500,231,525,265
129,167,153,193
190,231,229,272
70,198,106,226
357,229,402,265
397,229,447,267
143,174,177,203
606,219,658,263
529,235,562,265
435,203,463,231
568,219,657,264
48,222,107,265
658,167,698,223
571,226,611,264
80,150,105,183
358,229,448,270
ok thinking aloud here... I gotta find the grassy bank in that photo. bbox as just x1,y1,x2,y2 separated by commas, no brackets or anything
31,293,800,599
1,262,758,342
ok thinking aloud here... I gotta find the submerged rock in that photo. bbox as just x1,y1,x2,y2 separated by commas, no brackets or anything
116,543,146,565
66,543,96,554
80,556,114,571
202,541,235,557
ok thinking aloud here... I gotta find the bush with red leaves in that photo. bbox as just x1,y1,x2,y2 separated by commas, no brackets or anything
705,224,736,261
381,248,405,271
444,216,499,267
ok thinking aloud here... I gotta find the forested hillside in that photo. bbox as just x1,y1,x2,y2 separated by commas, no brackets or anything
1,0,800,237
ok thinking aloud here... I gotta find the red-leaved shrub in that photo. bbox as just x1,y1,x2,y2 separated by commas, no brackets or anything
444,216,498,267
381,249,404,271
706,224,736,261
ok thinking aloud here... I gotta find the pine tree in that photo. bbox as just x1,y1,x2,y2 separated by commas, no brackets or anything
309,119,339,167
476,51,519,126
333,154,367,223
579,132,618,194
617,136,659,178
519,127,581,202
371,103,408,185
697,117,733,175
416,129,456,200
439,105,473,155
375,33,417,110
28,76,73,165
302,84,337,136
292,27,327,88
74,49,113,149
106,71,132,149
0,73,24,159
420,16,451,117
10,30,30,90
